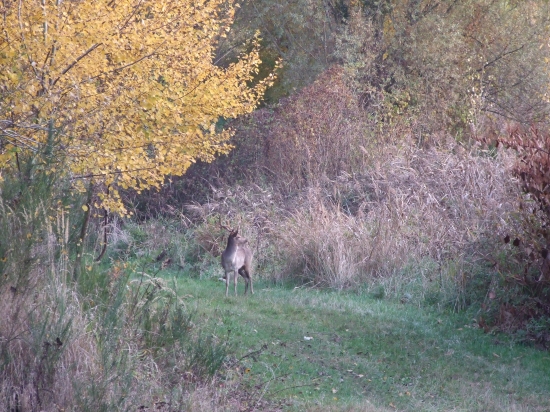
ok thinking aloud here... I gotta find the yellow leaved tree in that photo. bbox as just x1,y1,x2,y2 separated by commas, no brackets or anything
0,0,276,214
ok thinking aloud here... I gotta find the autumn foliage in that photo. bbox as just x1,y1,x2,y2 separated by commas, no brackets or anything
501,126,550,221
0,0,276,213
478,124,550,345
499,124,550,277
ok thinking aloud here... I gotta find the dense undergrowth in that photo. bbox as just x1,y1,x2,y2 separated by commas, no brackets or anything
0,152,231,411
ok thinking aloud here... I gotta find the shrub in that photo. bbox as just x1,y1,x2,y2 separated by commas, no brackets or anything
0,146,80,410
472,124,550,347
0,150,231,411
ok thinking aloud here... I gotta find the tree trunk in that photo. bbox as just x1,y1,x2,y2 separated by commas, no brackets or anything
73,183,93,282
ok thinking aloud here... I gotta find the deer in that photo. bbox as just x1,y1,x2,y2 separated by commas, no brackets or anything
220,218,254,297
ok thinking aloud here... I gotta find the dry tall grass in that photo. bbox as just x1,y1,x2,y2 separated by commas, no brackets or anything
188,137,518,301
179,66,516,301
275,142,516,292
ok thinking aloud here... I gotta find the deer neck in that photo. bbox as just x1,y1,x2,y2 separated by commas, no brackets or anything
226,235,239,254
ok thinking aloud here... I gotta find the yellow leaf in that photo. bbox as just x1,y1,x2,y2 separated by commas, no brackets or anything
0,0,276,215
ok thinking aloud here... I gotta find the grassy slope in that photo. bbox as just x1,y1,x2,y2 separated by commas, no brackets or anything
166,273,550,412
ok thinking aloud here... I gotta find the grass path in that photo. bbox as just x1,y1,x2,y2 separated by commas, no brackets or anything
172,275,550,411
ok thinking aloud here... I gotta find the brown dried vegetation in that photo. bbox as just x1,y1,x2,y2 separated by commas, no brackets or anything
187,68,517,295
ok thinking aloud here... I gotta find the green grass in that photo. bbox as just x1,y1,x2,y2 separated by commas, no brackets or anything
156,272,550,411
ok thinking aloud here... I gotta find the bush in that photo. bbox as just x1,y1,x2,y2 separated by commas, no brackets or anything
0,145,80,410
0,151,231,411
467,124,550,347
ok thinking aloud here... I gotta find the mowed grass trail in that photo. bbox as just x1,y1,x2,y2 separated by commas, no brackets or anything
170,274,550,411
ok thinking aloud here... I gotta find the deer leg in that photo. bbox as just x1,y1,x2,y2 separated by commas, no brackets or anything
239,266,250,295
225,270,229,297
239,267,250,295
234,269,238,296
238,267,247,295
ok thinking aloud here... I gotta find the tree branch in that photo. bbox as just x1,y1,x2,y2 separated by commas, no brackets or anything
70,165,158,180
477,44,525,72
51,43,103,87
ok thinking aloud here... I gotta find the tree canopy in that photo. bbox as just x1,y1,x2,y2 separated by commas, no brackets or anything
0,0,276,213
